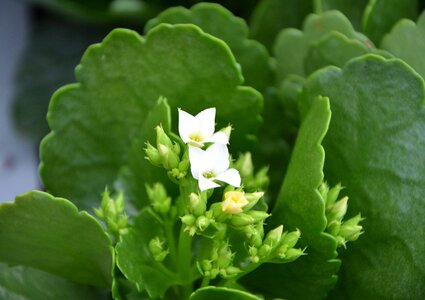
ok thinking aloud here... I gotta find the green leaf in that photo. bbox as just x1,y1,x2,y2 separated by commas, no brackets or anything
274,10,373,81
115,97,175,212
250,0,313,51
362,0,418,44
13,14,110,143
381,12,425,80
116,209,181,298
242,97,340,300
318,0,369,29
40,24,262,210
145,3,273,91
304,31,370,75
0,263,105,300
0,191,113,288
190,286,262,300
303,55,425,298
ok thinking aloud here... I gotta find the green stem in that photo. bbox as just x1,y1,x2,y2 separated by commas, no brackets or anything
231,262,262,282
178,224,193,299
201,276,210,288
313,0,323,14
165,219,178,270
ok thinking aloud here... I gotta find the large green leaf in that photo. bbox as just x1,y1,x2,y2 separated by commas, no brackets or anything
13,14,110,143
274,10,373,82
362,0,418,44
115,97,175,212
250,0,313,51
0,263,104,300
190,287,262,300
242,97,341,300
40,24,262,210
145,3,273,91
318,0,369,29
0,191,113,288
381,12,425,80
303,55,425,299
116,209,181,298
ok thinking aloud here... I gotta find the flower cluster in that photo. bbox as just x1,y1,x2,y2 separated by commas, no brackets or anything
144,103,304,283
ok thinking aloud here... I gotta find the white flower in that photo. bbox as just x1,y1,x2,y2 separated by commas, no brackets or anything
178,107,228,147
189,143,241,191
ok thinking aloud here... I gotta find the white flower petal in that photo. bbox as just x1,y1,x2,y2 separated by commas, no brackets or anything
178,108,201,143
198,173,220,191
215,168,241,188
188,146,206,179
206,143,230,174
205,131,229,145
196,107,216,139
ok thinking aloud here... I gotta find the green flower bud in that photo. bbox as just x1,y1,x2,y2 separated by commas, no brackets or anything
235,152,254,178
243,192,264,211
327,183,343,208
189,193,206,216
220,125,233,141
157,144,180,170
280,229,301,249
202,260,212,271
145,142,162,166
173,142,181,156
181,214,196,226
263,225,283,248
339,214,363,242
196,216,210,231
155,125,173,149
327,220,341,237
223,266,240,278
216,242,233,269
246,210,270,223
280,248,305,262
329,196,348,222
230,213,254,227
258,244,272,258
145,183,171,214
178,158,190,172
149,237,168,262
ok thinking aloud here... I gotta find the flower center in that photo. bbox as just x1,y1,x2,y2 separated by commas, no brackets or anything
203,171,215,179
190,134,202,142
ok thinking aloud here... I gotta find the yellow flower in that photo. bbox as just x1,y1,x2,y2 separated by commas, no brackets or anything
222,191,249,214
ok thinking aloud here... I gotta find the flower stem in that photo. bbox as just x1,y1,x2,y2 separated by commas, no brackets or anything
177,224,193,299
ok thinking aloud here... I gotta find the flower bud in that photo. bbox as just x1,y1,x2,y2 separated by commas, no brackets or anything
145,183,171,214
155,125,173,149
196,216,210,231
157,144,180,170
327,183,343,208
279,248,305,262
246,210,270,223
230,213,254,227
235,152,254,178
328,196,348,223
258,244,272,258
149,237,168,262
223,266,240,278
145,142,162,166
263,225,283,248
243,192,264,211
178,158,190,172
181,214,196,226
220,125,232,141
280,229,301,249
339,214,363,242
189,193,206,216
319,182,329,200
222,191,249,214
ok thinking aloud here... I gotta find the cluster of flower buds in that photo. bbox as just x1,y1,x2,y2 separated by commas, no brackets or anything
320,182,363,247
94,188,128,240
233,152,269,192
145,125,189,180
148,237,169,262
146,182,171,215
248,225,304,263
197,241,241,280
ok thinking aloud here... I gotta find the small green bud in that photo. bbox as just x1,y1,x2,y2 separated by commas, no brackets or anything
327,220,341,236
329,196,348,222
173,142,181,156
243,192,264,211
196,216,210,231
181,214,196,226
235,152,254,178
263,225,283,248
149,237,168,262
280,229,301,249
178,158,190,172
327,183,343,208
189,193,206,216
230,213,254,227
246,210,270,223
319,182,329,201
223,266,240,278
258,244,272,258
202,260,212,271
216,242,233,269
281,248,305,262
339,214,363,242
145,142,162,166
155,125,173,149
157,144,180,170
145,183,171,214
